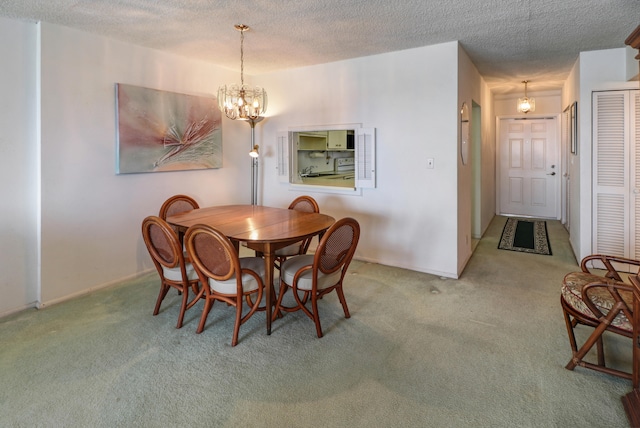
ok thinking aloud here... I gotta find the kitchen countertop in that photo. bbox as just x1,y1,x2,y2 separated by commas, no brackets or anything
300,173,355,188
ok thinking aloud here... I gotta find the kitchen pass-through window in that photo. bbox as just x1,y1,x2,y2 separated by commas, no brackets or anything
276,125,376,194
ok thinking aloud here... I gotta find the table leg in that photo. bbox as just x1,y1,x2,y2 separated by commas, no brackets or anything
263,245,275,335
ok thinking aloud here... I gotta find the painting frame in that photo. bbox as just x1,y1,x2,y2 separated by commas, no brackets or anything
115,83,222,174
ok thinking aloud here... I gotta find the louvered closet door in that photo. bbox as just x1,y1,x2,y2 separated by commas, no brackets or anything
632,90,640,259
592,90,640,259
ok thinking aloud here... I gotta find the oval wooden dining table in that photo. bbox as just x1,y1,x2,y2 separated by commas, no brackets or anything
166,204,335,335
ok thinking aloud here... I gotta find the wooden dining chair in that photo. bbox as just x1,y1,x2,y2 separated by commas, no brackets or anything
159,194,199,223
185,224,265,346
274,217,360,338
561,254,640,379
274,195,320,269
622,273,640,425
141,216,201,329
159,194,199,253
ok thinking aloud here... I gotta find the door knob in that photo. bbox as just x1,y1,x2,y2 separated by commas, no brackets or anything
547,172,556,176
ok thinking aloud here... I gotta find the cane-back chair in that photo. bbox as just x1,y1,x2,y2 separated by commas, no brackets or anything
159,194,199,255
274,196,320,268
159,194,199,223
561,254,640,379
141,216,200,329
185,224,265,346
274,217,360,338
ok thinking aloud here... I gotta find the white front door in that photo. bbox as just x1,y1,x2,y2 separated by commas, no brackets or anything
499,117,559,218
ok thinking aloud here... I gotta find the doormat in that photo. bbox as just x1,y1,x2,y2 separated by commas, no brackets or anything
498,218,552,255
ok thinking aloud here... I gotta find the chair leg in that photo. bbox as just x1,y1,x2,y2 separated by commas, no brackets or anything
335,284,351,319
562,309,579,355
596,336,606,367
153,283,170,316
565,319,610,370
311,294,323,338
273,281,288,321
196,299,213,334
231,297,242,347
274,281,303,319
186,284,204,310
191,283,200,294
176,287,189,329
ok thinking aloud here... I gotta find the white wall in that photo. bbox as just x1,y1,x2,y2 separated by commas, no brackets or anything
38,23,252,306
457,45,494,274
562,59,580,258
494,91,561,117
479,84,497,237
256,42,465,278
0,17,39,316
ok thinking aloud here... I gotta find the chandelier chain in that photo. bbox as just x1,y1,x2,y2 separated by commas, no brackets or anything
240,28,244,86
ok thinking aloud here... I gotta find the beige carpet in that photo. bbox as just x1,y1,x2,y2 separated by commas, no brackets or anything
0,216,632,427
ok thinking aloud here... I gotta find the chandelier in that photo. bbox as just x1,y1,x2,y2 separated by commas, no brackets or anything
217,25,268,121
517,80,535,114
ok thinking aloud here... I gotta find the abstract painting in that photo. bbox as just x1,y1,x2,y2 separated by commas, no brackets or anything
116,84,222,173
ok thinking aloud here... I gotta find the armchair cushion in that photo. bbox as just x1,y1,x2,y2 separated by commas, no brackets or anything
561,271,633,332
281,255,342,291
207,257,265,295
162,262,198,282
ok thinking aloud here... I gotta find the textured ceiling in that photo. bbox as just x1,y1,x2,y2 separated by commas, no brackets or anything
1,0,639,94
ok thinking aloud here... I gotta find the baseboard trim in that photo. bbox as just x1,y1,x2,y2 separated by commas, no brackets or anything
36,269,155,310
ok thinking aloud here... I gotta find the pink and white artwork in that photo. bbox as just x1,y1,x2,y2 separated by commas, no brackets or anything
116,84,222,173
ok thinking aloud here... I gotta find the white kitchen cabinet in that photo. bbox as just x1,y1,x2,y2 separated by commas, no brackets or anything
592,90,640,260
297,131,327,151
327,130,347,150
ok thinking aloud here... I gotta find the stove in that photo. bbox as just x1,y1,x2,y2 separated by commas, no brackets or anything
335,157,355,173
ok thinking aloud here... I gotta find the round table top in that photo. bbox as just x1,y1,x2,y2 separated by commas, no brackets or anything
166,204,335,244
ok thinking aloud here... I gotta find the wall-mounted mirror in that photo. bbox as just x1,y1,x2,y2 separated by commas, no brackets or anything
460,102,470,165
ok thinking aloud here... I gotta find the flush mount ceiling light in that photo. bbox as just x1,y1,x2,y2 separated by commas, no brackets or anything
517,80,535,114
217,25,268,121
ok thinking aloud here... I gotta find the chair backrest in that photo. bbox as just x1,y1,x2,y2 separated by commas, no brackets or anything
159,194,199,220
141,215,184,271
185,224,240,283
288,195,319,214
314,217,360,276
287,196,320,254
